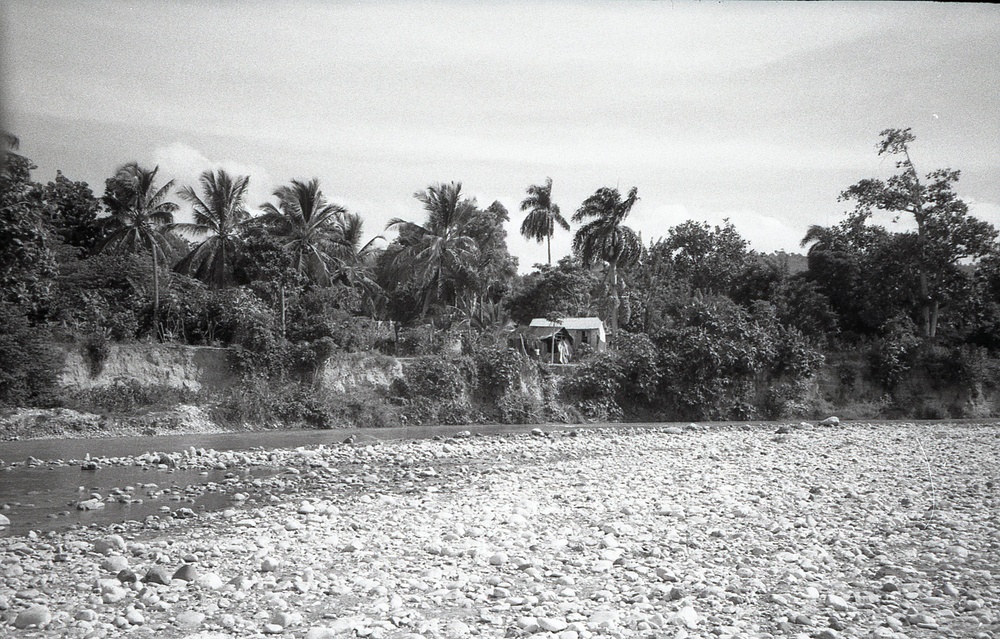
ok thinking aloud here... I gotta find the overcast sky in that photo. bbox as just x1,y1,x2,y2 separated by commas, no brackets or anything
4,1,999,272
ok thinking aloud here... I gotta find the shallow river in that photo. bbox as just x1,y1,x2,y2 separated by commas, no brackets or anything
0,423,586,536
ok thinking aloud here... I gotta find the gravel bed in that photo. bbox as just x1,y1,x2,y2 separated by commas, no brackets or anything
1,422,998,639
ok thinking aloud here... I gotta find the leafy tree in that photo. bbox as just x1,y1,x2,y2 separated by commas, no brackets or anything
800,221,891,338
572,186,642,343
259,178,348,287
234,223,305,338
454,200,517,324
508,256,600,325
840,128,998,338
1,171,54,313
171,168,251,288
383,182,480,319
50,251,151,340
38,171,102,252
654,296,782,420
98,163,179,337
520,177,569,266
0,301,61,408
662,220,751,297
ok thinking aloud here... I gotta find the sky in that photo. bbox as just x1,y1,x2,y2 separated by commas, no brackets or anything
3,1,999,273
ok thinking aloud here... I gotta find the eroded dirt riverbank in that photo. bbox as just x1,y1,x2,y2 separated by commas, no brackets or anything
1,422,998,639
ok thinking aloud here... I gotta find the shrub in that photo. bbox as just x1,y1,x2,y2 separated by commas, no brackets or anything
0,302,62,408
81,331,111,378
869,315,919,389
400,356,468,401
562,353,625,421
66,381,197,416
390,355,475,425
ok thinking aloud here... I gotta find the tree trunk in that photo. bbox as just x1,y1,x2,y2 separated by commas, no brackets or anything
152,246,161,342
929,299,940,338
219,239,227,289
919,269,931,338
546,233,552,266
279,284,287,338
608,258,619,349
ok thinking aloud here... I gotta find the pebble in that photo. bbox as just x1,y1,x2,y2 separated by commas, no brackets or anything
0,424,996,639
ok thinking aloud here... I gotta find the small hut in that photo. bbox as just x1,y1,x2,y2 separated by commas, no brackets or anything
509,317,607,363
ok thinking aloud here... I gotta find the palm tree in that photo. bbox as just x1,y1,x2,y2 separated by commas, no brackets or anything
98,162,178,337
384,182,479,318
572,186,643,345
335,211,385,315
259,178,347,286
520,177,569,265
170,168,251,289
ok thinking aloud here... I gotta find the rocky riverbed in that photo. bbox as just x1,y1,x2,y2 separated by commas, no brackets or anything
1,422,998,639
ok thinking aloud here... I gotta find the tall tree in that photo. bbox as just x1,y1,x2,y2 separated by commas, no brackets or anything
840,128,998,338
38,171,102,252
520,177,569,266
333,211,384,315
171,168,251,289
98,163,178,337
259,178,347,287
572,186,643,344
383,182,480,319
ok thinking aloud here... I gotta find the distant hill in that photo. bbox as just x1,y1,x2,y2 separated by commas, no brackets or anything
762,251,809,276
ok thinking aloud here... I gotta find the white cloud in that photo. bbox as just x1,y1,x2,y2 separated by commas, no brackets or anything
636,203,807,255
150,142,276,222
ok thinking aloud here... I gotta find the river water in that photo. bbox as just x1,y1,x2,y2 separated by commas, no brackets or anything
0,423,586,537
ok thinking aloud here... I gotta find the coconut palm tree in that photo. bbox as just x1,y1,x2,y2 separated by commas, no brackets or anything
334,211,385,315
572,186,642,345
520,177,569,266
384,182,479,319
170,169,251,289
259,178,347,287
98,162,179,337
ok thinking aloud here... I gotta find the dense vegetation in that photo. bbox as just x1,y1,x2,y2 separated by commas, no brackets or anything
3,128,1000,425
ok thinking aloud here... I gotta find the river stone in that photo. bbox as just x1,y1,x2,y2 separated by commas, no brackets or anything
126,609,145,625
196,572,224,590
673,606,699,629
538,618,569,632
819,416,840,427
14,604,52,628
144,566,172,585
173,564,199,581
272,610,304,628
94,535,126,555
101,584,128,603
175,610,206,628
0,514,10,527
102,555,129,573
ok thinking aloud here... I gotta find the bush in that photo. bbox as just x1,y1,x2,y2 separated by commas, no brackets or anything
562,354,625,421
400,356,468,401
81,331,111,378
869,316,919,389
66,381,196,416
0,302,62,408
389,355,475,425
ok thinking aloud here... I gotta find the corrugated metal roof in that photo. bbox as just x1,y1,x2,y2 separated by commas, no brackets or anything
529,317,604,330
528,317,606,341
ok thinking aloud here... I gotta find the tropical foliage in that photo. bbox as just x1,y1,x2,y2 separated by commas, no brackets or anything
3,126,1000,422
171,168,251,288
